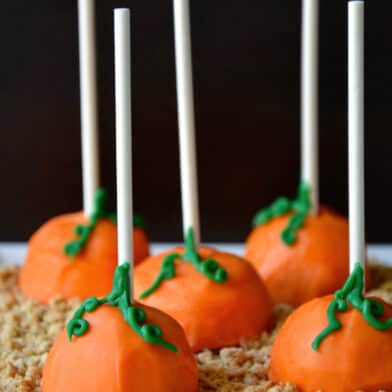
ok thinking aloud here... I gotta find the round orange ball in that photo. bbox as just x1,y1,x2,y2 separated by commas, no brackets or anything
19,212,149,303
134,247,272,352
42,304,198,392
269,295,392,391
245,207,349,306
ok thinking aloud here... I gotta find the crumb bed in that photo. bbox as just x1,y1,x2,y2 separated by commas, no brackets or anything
0,265,391,392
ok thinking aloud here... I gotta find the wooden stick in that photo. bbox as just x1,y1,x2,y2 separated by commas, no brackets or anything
348,0,366,277
114,8,133,301
78,0,100,216
301,0,319,215
173,0,201,246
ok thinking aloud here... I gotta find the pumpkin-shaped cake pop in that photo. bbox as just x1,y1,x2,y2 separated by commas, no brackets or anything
245,184,349,306
42,264,198,392
134,229,272,352
269,264,392,392
19,189,149,303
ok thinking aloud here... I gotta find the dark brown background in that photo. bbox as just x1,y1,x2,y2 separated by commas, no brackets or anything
0,1,390,242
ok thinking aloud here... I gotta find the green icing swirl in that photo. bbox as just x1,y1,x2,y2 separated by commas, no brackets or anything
252,181,311,245
183,228,228,282
312,263,392,351
139,227,228,299
139,253,179,299
64,188,145,259
67,262,177,352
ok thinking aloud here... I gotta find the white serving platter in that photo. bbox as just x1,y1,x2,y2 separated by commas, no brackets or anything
1,243,392,266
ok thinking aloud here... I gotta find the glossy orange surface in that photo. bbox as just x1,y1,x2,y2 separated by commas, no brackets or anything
135,247,273,352
42,304,198,392
269,295,392,392
19,212,149,303
245,207,349,306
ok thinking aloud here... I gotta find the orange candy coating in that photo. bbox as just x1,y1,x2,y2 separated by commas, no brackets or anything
133,225,150,264
269,295,392,392
245,207,349,306
42,304,198,392
134,247,273,352
19,212,149,303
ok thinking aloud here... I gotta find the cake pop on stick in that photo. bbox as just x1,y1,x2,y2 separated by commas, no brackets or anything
269,3,392,390
42,11,198,390
134,0,272,352
245,0,349,307
77,0,147,264
19,0,149,303
74,0,149,264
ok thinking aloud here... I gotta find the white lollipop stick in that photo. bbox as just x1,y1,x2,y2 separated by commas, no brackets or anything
78,0,100,217
301,0,319,215
348,0,366,277
114,8,134,301
173,0,201,246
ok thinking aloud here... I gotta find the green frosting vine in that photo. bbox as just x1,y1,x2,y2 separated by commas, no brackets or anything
139,227,228,299
64,189,116,259
64,188,145,259
139,253,179,299
67,262,177,352
312,262,392,351
252,181,311,245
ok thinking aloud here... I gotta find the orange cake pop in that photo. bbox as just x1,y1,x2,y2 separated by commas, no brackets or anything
245,182,349,306
269,3,392,389
42,262,198,392
140,0,272,352
245,0,349,307
19,188,149,303
42,9,198,389
135,228,272,352
19,0,149,304
269,263,392,392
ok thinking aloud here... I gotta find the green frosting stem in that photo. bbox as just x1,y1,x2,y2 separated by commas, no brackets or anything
67,263,177,352
183,228,228,283
139,227,228,299
312,263,392,351
64,188,145,259
139,253,180,299
252,181,311,245
64,188,116,259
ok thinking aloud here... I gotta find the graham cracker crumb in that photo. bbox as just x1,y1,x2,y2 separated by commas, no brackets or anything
0,264,391,391
0,266,80,392
197,304,296,392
